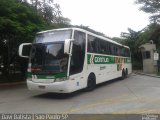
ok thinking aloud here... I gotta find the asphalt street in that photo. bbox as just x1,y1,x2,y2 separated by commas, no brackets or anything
0,73,160,114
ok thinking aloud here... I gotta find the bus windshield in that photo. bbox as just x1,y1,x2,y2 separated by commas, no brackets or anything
30,42,68,75
35,30,72,43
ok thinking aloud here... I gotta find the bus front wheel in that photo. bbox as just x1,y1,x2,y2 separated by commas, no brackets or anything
125,68,128,77
121,69,126,80
86,74,96,91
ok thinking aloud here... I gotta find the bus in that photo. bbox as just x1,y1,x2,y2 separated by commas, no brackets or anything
19,27,132,93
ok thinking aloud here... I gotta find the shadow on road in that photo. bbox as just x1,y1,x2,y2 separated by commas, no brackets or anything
32,77,124,100
96,77,123,89
33,91,85,99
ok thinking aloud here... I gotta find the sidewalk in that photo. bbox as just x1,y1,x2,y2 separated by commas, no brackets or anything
0,74,26,88
133,70,160,78
0,81,26,88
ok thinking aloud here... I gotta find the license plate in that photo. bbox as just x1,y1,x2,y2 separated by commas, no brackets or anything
39,85,45,89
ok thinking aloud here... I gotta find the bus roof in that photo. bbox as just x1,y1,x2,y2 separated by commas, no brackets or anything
37,27,130,49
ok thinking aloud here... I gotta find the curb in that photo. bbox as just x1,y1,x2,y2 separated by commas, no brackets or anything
134,72,160,78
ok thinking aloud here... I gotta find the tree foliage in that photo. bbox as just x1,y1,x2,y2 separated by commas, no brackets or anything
30,0,62,23
135,0,160,21
0,0,70,81
0,0,47,80
0,0,47,42
134,0,160,70
121,28,143,69
141,23,160,52
119,23,160,70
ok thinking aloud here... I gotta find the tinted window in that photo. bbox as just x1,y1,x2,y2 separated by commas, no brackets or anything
30,43,68,74
110,44,115,55
70,31,86,75
99,39,108,54
106,43,111,54
124,48,130,57
119,46,124,56
87,34,130,57
88,35,99,53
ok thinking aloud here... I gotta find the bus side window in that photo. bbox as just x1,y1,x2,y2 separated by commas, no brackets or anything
107,43,111,55
88,40,93,52
117,46,121,56
88,35,98,53
106,42,110,54
87,35,93,52
115,45,120,56
99,39,107,54
110,44,114,55
125,48,130,57
120,47,125,57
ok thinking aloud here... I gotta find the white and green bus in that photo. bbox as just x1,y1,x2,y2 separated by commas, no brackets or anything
19,27,132,93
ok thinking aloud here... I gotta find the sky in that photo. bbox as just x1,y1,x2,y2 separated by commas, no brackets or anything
55,0,151,38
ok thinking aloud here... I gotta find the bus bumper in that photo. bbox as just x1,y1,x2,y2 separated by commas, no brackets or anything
27,80,73,93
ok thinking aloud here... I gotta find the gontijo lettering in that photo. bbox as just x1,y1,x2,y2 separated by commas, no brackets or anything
95,57,109,63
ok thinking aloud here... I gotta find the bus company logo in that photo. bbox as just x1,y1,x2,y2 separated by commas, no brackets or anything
95,57,109,63
90,54,94,64
89,54,110,64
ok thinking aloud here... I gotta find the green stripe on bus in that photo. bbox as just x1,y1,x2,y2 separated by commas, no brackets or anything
87,54,131,64
54,72,67,78
27,72,67,79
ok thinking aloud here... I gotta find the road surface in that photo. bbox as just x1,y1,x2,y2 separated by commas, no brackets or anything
0,73,160,114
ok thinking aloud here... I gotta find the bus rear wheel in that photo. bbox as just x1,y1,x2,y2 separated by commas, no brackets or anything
86,74,96,91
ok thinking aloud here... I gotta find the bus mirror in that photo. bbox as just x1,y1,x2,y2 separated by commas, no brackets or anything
19,43,32,58
64,39,74,54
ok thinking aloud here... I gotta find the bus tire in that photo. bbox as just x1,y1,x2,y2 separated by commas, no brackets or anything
86,74,96,91
125,68,128,78
121,69,126,80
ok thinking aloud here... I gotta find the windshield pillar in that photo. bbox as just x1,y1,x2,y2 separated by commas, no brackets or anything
66,30,74,77
68,30,86,76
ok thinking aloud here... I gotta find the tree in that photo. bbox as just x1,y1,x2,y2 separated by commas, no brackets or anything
0,0,47,80
140,23,160,52
121,28,143,69
0,0,71,81
0,0,47,41
112,37,124,44
135,0,160,21
120,23,160,70
30,0,63,23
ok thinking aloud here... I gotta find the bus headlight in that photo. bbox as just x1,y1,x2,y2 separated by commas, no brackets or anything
55,77,66,82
